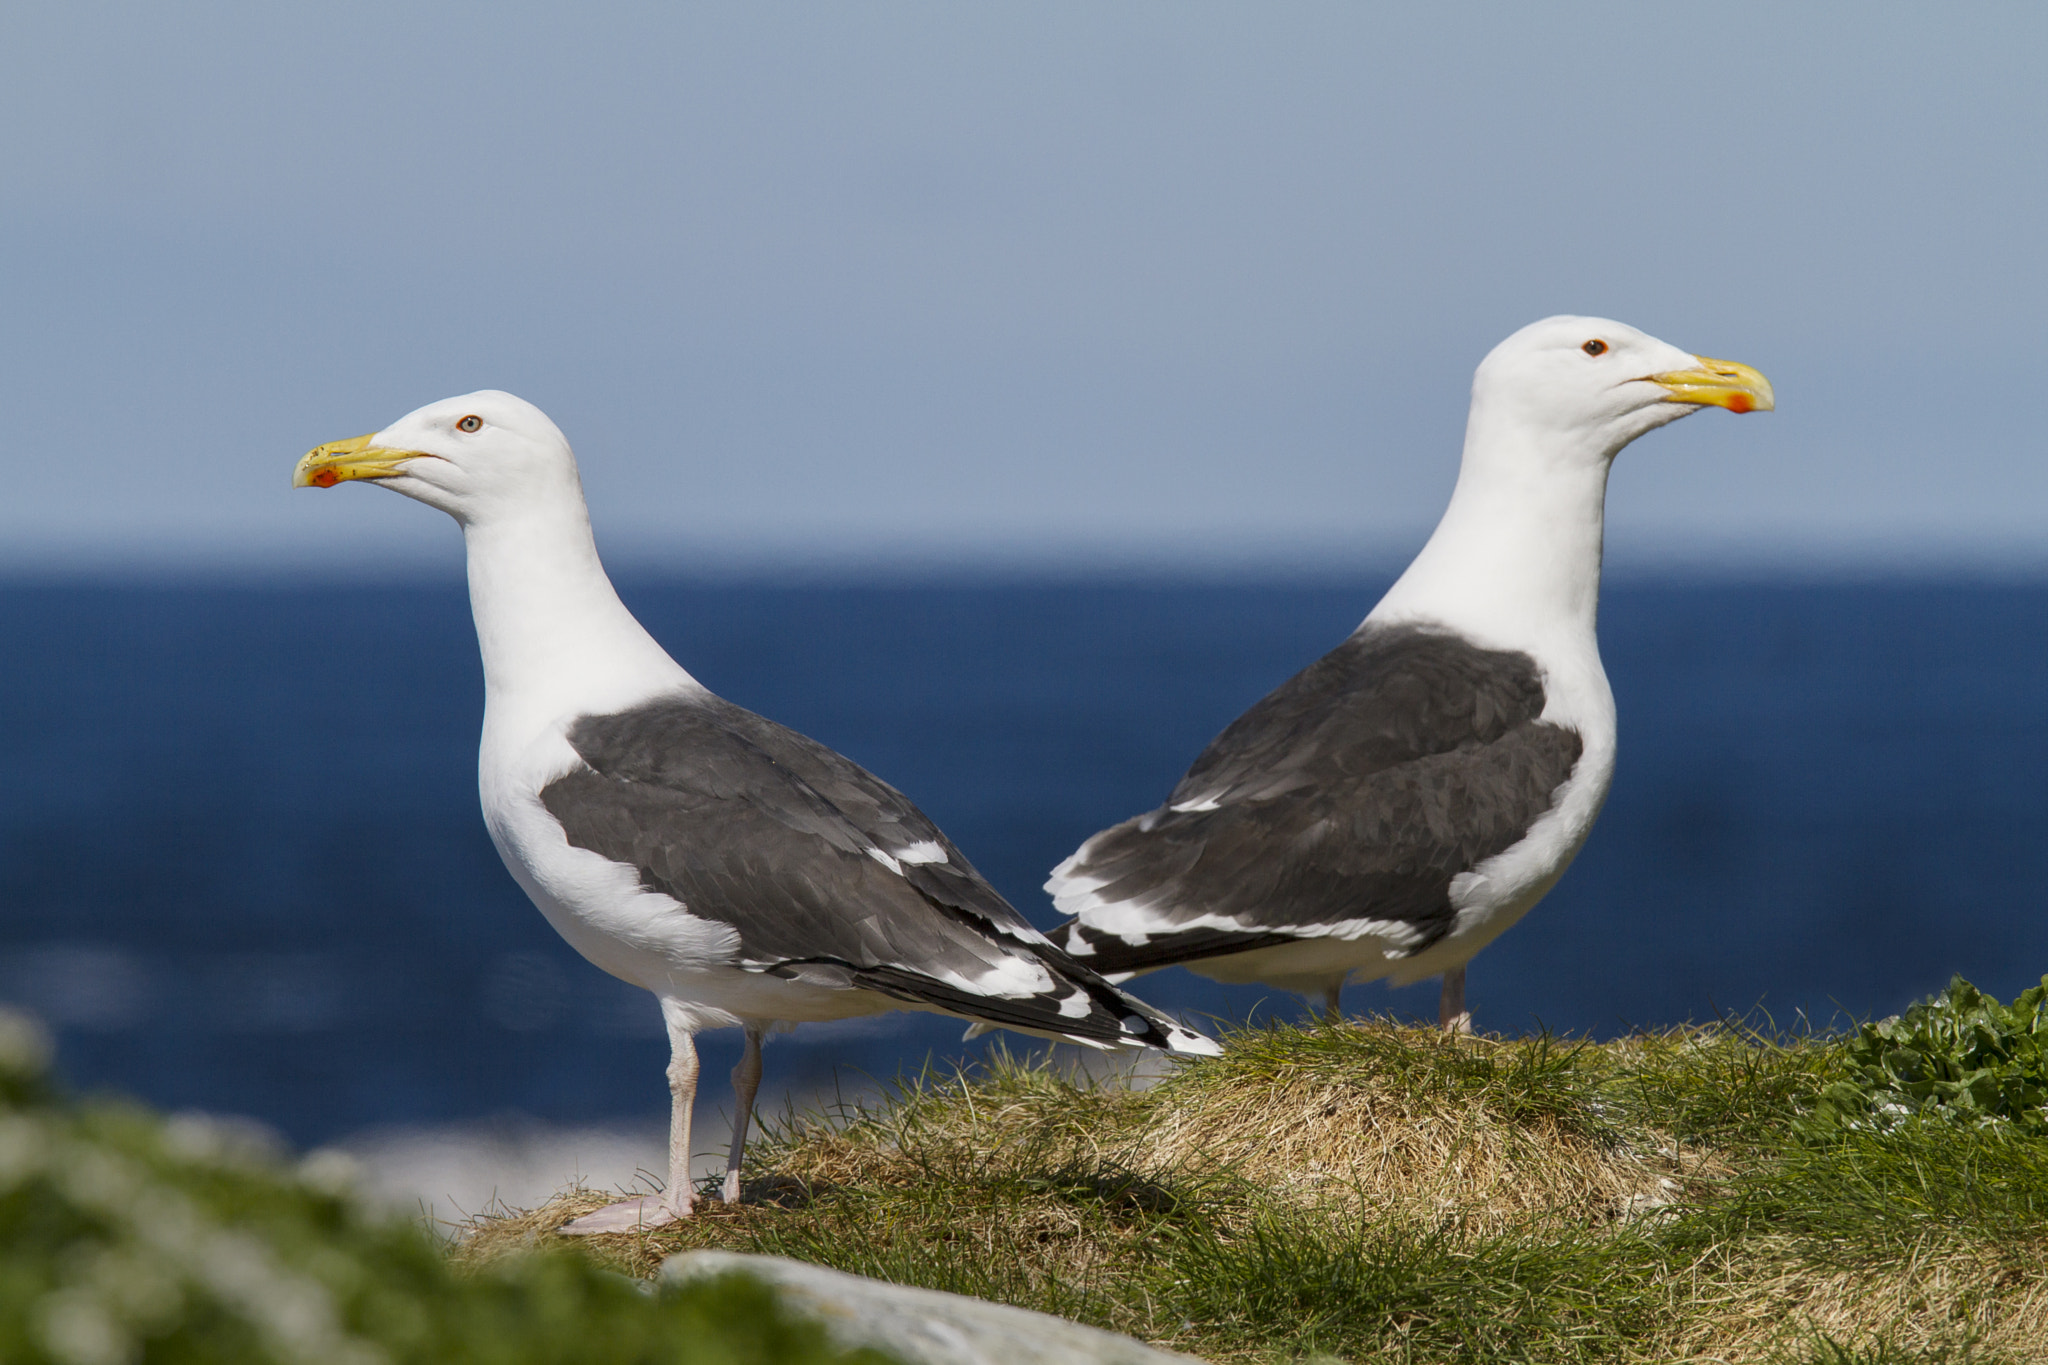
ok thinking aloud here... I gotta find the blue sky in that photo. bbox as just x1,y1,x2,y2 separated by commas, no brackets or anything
1,3,2042,575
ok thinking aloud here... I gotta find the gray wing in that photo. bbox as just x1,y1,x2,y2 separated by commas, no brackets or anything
541,694,1213,1052
1052,624,1584,973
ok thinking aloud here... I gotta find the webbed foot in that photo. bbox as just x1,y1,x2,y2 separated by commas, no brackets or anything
557,1194,686,1235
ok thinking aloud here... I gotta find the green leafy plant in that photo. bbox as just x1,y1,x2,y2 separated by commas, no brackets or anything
1801,976,2048,1139
0,1008,893,1365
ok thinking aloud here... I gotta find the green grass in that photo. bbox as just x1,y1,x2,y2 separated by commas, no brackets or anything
475,984,2048,1365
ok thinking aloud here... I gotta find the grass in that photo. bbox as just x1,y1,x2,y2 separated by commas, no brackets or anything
462,997,2048,1365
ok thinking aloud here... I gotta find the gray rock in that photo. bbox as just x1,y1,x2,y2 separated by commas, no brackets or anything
659,1250,1209,1365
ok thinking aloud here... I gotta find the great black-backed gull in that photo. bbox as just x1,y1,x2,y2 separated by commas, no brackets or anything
1049,317,1773,1031
293,393,1219,1233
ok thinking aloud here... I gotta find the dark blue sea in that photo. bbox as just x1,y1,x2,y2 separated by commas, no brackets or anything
3,578,2046,1148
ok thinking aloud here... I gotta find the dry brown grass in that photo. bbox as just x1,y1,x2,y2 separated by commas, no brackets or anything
1656,1233,2048,1362
1131,1026,1721,1235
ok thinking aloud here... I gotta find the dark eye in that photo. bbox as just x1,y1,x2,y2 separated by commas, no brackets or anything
456,415,483,433
1582,340,1608,356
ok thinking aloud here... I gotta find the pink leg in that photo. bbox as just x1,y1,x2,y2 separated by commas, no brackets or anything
721,1024,765,1204
559,1001,697,1234
1439,967,1471,1034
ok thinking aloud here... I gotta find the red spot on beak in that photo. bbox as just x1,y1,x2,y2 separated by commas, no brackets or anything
312,469,339,488
1725,394,1753,414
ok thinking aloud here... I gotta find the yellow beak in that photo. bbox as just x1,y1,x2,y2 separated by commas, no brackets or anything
1648,356,1775,414
291,433,421,488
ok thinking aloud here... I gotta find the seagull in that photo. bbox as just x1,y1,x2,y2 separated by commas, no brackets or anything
1048,317,1773,1031
293,392,1219,1233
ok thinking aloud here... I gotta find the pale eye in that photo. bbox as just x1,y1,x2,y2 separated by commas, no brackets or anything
456,415,483,433
1582,339,1608,356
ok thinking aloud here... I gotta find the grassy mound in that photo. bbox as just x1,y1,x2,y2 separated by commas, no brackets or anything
468,983,2048,1365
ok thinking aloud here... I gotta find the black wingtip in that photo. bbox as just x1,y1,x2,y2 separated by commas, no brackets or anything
1138,1016,1224,1057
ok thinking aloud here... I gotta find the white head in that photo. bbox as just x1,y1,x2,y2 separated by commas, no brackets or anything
1364,317,1773,656
292,390,582,528
294,387,701,714
1465,315,1774,470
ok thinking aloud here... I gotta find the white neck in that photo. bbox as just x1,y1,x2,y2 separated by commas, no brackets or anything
462,502,697,744
1366,404,1613,659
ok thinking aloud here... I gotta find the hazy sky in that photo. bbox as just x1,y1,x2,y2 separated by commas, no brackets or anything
1,3,2043,574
